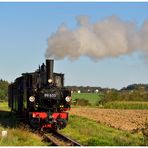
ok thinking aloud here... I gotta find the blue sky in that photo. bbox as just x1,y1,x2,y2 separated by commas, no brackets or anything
0,2,148,89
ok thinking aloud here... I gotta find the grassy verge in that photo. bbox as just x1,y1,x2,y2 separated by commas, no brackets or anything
0,102,48,146
102,101,148,109
60,115,144,146
0,127,47,146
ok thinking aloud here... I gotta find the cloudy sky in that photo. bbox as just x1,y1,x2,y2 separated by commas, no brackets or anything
0,2,148,89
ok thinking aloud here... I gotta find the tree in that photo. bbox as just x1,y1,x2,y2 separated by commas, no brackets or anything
0,79,9,101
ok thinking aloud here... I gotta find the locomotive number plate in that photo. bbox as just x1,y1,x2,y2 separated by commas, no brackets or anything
44,93,57,98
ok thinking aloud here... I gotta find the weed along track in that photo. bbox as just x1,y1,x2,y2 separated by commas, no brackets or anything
41,130,82,146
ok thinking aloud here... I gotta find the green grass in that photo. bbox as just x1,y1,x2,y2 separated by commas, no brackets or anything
0,102,48,146
0,127,48,146
72,93,100,105
72,93,148,109
60,115,144,146
0,101,146,146
103,101,148,110
0,102,10,111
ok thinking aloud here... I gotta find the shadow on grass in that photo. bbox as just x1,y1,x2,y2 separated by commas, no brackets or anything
0,110,18,128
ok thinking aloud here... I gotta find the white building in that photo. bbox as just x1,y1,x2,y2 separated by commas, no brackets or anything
77,90,81,93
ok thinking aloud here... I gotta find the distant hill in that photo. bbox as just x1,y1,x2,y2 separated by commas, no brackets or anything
66,84,148,93
120,84,148,91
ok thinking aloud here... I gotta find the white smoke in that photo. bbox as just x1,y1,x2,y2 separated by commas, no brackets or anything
45,15,148,60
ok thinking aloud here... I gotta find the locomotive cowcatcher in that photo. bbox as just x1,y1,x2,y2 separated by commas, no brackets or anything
8,59,71,130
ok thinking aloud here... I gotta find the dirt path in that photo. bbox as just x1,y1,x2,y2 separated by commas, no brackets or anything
70,108,148,132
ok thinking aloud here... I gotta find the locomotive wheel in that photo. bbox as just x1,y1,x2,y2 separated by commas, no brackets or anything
30,117,41,130
57,118,67,129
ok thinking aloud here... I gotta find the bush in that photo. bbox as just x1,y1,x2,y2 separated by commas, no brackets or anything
73,98,91,106
0,79,9,101
96,90,148,105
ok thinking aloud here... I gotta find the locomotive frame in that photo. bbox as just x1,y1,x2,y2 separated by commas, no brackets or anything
8,59,71,130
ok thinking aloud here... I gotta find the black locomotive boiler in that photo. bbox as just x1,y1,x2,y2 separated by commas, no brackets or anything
8,59,71,130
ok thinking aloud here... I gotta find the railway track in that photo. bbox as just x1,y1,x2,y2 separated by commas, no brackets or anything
41,130,82,146
13,119,81,146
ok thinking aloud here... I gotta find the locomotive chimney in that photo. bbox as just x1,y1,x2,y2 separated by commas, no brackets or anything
46,59,54,83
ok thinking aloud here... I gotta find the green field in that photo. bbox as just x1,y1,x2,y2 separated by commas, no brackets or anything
72,92,101,105
60,115,144,146
72,93,148,109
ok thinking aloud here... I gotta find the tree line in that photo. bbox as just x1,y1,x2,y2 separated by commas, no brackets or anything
0,78,148,102
97,89,148,105
0,79,9,101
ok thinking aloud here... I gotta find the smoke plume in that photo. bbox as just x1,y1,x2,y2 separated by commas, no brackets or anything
45,15,148,60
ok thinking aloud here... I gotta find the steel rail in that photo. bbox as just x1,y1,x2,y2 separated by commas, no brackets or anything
42,130,82,146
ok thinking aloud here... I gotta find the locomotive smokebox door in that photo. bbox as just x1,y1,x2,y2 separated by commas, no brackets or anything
46,59,54,84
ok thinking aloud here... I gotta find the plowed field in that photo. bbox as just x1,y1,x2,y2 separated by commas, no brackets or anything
70,108,148,132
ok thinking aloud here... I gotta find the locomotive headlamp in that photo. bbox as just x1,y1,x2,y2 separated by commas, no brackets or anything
29,96,35,102
65,96,71,102
48,79,53,83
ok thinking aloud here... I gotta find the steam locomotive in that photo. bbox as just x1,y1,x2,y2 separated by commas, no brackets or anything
8,59,71,130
